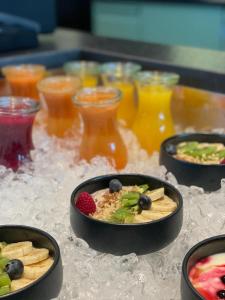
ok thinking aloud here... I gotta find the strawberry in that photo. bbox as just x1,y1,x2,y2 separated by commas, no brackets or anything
75,192,96,215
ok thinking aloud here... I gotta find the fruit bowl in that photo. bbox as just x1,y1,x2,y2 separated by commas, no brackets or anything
70,174,183,255
160,133,225,191
0,225,62,300
181,235,225,300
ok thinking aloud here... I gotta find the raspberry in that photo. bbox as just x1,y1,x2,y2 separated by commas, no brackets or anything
75,192,96,215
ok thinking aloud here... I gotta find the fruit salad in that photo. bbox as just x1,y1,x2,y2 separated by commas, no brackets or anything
75,179,177,224
172,141,225,165
0,241,53,296
189,253,225,300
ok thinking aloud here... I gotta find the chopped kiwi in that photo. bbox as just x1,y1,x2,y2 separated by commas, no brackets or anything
110,208,134,224
0,285,10,296
0,258,9,271
138,184,149,193
0,273,11,288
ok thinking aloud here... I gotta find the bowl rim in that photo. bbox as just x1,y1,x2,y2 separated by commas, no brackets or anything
0,225,61,298
182,234,225,300
71,173,183,227
161,132,225,168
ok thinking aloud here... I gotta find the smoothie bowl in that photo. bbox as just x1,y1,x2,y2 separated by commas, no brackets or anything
0,225,62,300
70,174,183,255
160,133,225,191
181,235,225,300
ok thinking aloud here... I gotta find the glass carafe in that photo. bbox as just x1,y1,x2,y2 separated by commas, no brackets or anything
73,87,127,169
100,62,141,128
38,76,81,137
63,61,99,87
0,97,40,170
2,64,46,100
132,71,179,153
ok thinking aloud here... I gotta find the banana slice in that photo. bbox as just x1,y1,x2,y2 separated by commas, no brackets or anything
151,196,177,212
18,248,49,266
133,214,151,223
141,210,171,220
23,257,53,280
2,242,33,259
146,188,164,201
11,278,34,292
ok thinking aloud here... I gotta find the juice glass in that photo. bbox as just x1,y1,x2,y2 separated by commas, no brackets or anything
0,96,40,170
2,64,46,100
63,61,99,87
73,87,127,169
101,62,141,127
132,71,179,153
37,76,81,137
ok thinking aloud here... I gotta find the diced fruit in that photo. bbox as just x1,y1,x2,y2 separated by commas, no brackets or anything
138,194,152,210
23,257,54,280
146,188,164,201
18,248,49,266
5,259,24,280
121,192,140,207
109,179,122,193
0,273,11,287
111,208,134,224
221,275,225,284
0,258,9,271
138,184,149,193
11,278,33,292
217,290,225,298
75,192,96,215
2,241,32,259
0,285,10,296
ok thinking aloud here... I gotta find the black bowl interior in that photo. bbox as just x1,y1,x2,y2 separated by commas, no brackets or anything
183,235,225,299
72,174,182,222
163,133,225,165
0,225,60,298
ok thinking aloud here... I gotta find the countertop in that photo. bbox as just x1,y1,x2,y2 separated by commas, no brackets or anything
1,28,225,92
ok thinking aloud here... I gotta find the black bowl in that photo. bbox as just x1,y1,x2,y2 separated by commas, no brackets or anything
181,235,225,300
70,174,183,255
0,225,63,300
160,133,225,192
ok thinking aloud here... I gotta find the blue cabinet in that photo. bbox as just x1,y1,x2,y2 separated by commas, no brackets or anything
92,0,225,50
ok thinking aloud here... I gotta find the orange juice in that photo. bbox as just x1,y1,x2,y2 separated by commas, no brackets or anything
132,72,179,153
101,62,141,127
2,65,46,100
38,76,81,137
63,61,99,87
73,87,127,169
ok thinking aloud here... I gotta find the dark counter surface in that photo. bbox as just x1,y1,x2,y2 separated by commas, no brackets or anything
1,28,225,93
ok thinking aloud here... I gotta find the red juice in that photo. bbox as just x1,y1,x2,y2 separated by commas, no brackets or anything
0,97,39,170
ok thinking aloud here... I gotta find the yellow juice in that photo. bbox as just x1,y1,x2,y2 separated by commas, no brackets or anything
106,81,136,127
82,75,98,87
133,85,175,153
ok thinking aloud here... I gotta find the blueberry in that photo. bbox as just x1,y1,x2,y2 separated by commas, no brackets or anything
138,194,152,210
221,275,225,284
5,259,24,280
217,290,225,299
166,144,176,155
109,179,122,193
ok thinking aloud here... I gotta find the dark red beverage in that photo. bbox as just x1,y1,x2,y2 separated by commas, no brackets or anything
0,97,40,170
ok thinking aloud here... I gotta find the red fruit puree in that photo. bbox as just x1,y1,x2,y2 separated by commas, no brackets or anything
0,97,39,171
189,253,225,300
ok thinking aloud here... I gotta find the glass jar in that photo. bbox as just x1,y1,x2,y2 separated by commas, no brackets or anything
63,61,99,87
0,97,40,170
100,62,141,127
132,71,179,153
2,64,46,100
37,76,81,137
73,87,127,169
